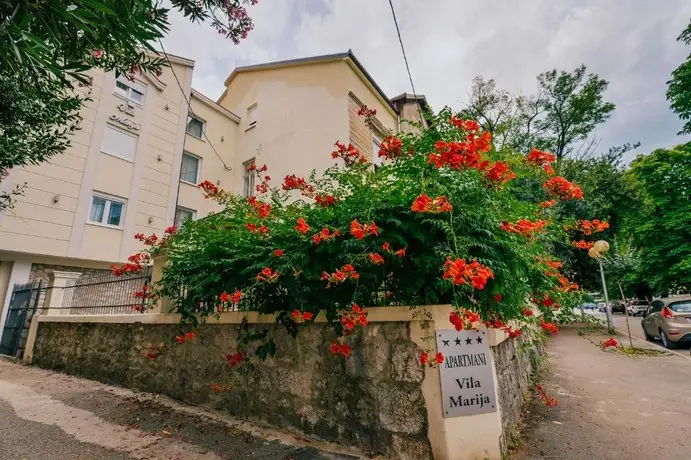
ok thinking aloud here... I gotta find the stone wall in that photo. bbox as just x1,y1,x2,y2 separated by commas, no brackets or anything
32,320,433,459
492,333,544,454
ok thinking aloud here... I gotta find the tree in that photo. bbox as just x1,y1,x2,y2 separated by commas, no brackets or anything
624,143,691,294
535,65,615,164
667,19,691,135
0,0,259,210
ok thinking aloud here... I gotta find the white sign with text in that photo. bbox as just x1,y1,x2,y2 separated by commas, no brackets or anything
436,329,497,417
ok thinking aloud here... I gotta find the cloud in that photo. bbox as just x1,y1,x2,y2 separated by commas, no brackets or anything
161,0,691,158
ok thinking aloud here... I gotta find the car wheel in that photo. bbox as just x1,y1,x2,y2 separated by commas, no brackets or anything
642,325,653,341
660,330,677,349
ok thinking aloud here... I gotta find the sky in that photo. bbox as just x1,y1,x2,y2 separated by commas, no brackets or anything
160,0,691,162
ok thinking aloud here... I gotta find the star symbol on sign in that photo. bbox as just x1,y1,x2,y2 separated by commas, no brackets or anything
476,336,483,344
442,339,450,346
454,337,462,346
465,337,473,345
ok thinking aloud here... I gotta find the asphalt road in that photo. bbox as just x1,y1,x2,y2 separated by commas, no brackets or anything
513,325,691,460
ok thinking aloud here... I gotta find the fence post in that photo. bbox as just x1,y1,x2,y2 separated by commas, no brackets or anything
44,271,82,315
149,254,173,314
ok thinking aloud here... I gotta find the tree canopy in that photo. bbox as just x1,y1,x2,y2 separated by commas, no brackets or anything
667,19,691,135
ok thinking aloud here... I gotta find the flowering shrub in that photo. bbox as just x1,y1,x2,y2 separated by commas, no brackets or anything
131,107,591,362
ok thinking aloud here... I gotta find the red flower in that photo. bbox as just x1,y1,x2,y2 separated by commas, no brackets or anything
349,220,378,239
522,308,534,317
175,331,196,344
544,176,583,201
435,352,444,365
493,294,503,303
273,249,284,257
322,264,359,287
315,194,337,207
231,289,242,305
572,239,594,250
225,351,244,367
368,252,385,265
198,180,220,198
357,105,377,118
219,291,231,303
257,225,269,235
382,242,391,252
420,351,429,365
539,199,557,209
411,194,453,213
91,49,104,59
485,161,516,184
245,223,257,232
394,248,406,258
540,320,559,335
600,337,619,349
526,148,556,166
378,136,403,159
332,141,367,166
296,218,310,234
450,309,482,331
303,311,314,321
443,258,494,290
281,175,315,196
543,164,555,176
313,227,340,245
248,199,271,219
329,341,352,359
164,226,176,235
500,219,547,237
313,234,322,245
573,219,610,235
256,267,279,283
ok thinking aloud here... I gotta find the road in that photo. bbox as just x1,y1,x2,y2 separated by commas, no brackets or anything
513,325,691,460
0,358,358,460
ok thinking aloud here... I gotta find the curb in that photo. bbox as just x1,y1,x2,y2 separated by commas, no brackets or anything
615,327,691,362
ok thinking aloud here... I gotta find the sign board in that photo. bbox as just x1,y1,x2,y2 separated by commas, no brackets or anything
436,329,497,417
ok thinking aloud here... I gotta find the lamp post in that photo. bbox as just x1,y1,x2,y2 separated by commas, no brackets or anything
589,241,615,334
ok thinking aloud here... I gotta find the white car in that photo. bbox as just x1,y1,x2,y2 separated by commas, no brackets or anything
627,300,649,316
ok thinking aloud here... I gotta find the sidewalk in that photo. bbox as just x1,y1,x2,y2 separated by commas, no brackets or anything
512,326,691,460
0,358,360,460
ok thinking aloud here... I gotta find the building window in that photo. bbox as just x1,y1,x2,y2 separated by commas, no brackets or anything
372,135,382,169
101,124,137,161
186,115,204,138
243,158,256,197
180,152,200,184
88,194,125,227
114,76,146,104
247,104,257,129
174,207,196,228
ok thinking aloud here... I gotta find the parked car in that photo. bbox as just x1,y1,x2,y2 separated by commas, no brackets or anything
627,299,649,316
582,303,597,310
597,302,607,312
641,296,691,349
611,301,626,314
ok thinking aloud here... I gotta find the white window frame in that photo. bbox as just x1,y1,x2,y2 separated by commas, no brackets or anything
180,152,201,185
114,76,146,105
243,158,256,197
186,115,205,139
174,206,196,228
372,135,382,168
246,104,257,130
101,124,138,162
87,193,126,229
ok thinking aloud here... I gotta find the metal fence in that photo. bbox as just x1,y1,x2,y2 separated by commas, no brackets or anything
57,268,153,315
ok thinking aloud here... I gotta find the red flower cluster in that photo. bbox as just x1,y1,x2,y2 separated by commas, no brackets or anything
536,384,559,407
600,337,620,349
135,232,159,246
145,343,166,360
350,220,379,239
525,148,556,166
543,164,555,176
443,258,494,290
522,308,534,317
544,176,584,201
329,341,352,359
315,194,337,207
539,199,557,209
411,194,453,213
420,351,445,367
532,294,558,309
273,249,284,257
132,285,156,302
557,275,579,293
540,320,559,335
256,267,279,283
450,309,482,331
321,264,359,287
573,219,610,235
313,227,341,245
295,217,311,234
219,289,242,308
341,303,368,334
225,351,244,367
291,309,314,324
572,239,594,250
368,252,385,265
332,141,367,167
175,331,196,344
198,180,220,199
381,242,406,257
427,117,491,171
542,257,563,272
111,252,150,276
357,105,377,119
210,383,231,393
248,196,271,218
378,136,403,159
485,161,516,184
245,223,269,235
164,226,176,235
500,219,547,237
281,175,315,196
504,326,522,338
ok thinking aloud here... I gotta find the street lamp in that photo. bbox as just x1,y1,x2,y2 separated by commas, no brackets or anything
589,240,615,334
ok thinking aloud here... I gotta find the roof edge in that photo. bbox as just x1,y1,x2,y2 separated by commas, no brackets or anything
191,89,240,123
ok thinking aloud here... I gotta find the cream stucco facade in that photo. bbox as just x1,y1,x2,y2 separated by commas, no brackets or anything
0,50,426,336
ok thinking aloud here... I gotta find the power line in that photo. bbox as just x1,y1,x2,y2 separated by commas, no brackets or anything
387,0,424,125
157,39,231,171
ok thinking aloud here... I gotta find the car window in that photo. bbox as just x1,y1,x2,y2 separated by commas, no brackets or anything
650,301,664,313
670,301,691,313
